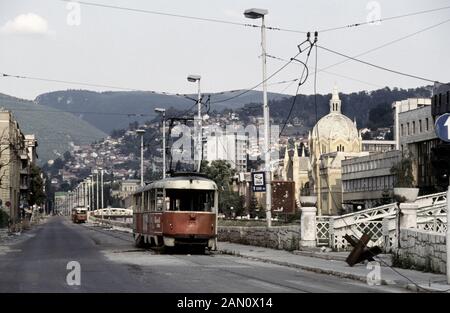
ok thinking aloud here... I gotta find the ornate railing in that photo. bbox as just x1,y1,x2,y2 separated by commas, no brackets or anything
416,202,447,234
315,192,447,250
316,216,331,246
415,191,446,207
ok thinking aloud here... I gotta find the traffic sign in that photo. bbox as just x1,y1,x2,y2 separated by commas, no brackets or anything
251,171,266,192
435,113,450,142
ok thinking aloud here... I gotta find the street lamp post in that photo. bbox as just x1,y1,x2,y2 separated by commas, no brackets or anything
244,8,272,227
187,74,202,172
155,108,167,179
100,168,104,209
91,175,94,210
136,129,146,186
95,170,99,211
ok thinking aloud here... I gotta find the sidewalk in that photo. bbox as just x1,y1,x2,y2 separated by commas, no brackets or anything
217,241,450,293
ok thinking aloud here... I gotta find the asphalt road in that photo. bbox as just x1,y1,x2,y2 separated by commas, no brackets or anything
0,217,409,293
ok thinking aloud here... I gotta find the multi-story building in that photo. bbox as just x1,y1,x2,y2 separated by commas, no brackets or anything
203,129,248,172
111,179,140,200
431,82,450,119
24,134,38,165
362,140,396,152
0,110,38,228
341,150,401,211
430,82,450,189
393,98,437,192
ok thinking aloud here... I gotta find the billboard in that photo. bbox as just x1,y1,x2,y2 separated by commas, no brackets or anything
271,181,296,214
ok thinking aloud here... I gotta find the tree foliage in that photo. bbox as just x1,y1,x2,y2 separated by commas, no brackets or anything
200,160,243,216
391,153,415,188
28,164,46,206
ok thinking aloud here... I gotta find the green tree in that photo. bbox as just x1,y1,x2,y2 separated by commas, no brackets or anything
391,153,415,188
200,160,243,217
28,164,46,206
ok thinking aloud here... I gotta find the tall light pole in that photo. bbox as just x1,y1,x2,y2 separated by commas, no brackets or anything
91,175,94,210
88,179,91,209
187,74,202,172
95,170,99,211
244,8,272,227
136,129,146,186
155,108,166,179
100,168,104,209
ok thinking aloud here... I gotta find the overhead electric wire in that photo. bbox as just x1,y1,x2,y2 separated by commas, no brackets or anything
319,17,450,73
7,107,154,117
319,5,450,33
279,34,317,136
59,0,261,29
1,72,197,101
58,0,449,35
210,49,304,105
317,45,440,84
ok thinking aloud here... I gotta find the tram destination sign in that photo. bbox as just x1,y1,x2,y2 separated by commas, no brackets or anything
251,171,266,192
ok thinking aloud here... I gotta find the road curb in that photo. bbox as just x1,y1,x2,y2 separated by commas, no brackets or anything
218,248,414,291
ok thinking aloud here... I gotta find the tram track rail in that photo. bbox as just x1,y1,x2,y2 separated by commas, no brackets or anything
81,221,313,293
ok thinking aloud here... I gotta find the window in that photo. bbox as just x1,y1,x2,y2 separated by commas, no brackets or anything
407,122,410,135
156,189,164,211
165,189,215,212
426,118,429,131
419,120,422,133
412,121,415,134
143,190,149,211
401,124,404,136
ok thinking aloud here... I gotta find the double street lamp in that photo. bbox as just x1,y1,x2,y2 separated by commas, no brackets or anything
244,8,272,227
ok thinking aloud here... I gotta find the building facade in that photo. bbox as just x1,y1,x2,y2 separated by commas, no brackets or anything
0,110,38,227
308,86,365,215
394,98,437,192
203,130,247,172
341,150,401,211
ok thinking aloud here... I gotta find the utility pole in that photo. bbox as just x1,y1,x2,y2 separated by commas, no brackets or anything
187,75,202,172
91,175,94,210
87,177,91,211
101,168,104,209
244,8,271,227
96,170,99,212
136,129,146,186
155,108,166,179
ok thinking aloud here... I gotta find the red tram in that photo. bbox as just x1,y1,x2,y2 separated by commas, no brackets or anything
132,174,218,251
71,207,87,223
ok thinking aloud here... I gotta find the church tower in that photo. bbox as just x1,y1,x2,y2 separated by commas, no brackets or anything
330,85,342,113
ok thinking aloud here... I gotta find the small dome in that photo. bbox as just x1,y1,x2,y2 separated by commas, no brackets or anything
311,85,359,141
312,113,359,141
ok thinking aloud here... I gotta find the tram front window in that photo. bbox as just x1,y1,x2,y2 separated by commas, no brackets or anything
165,189,214,212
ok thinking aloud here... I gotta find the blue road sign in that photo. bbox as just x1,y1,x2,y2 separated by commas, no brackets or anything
251,171,266,192
435,113,450,143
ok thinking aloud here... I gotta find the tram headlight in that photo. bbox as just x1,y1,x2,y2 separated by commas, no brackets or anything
170,223,173,230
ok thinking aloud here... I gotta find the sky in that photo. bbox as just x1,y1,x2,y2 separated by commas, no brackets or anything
0,0,449,100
